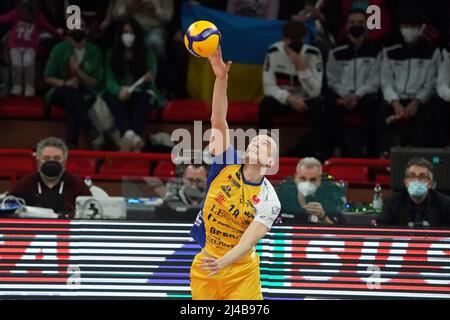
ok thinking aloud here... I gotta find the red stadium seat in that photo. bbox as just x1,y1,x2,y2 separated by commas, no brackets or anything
227,101,259,123
153,161,175,178
66,157,97,178
375,174,391,186
99,159,150,180
227,101,311,126
50,105,65,119
0,155,36,177
0,96,44,118
162,99,211,122
328,166,369,184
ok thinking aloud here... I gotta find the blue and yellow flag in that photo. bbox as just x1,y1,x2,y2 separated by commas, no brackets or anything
181,2,285,102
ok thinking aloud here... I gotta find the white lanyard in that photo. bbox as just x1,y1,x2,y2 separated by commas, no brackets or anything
38,181,64,195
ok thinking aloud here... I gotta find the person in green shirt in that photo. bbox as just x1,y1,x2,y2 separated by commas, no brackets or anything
44,21,104,150
276,157,345,224
104,17,165,152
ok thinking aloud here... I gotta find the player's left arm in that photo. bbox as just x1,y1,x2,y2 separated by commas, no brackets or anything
200,221,269,276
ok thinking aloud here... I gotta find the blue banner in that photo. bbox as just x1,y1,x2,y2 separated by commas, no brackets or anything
181,2,286,65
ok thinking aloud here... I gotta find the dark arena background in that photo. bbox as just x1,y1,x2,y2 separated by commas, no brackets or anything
3,0,450,307
0,219,449,300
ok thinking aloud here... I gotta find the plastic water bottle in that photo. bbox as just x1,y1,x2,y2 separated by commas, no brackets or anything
372,184,383,213
338,180,348,207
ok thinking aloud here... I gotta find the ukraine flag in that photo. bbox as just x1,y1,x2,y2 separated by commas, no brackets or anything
181,2,285,103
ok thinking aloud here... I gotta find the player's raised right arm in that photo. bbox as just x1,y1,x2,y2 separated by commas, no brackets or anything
208,47,232,156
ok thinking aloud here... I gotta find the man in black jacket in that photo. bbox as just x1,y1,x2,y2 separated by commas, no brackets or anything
380,158,450,227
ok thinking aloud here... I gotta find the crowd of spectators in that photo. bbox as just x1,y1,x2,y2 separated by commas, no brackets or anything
1,0,450,158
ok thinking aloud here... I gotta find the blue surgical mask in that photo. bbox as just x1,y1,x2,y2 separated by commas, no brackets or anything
407,181,428,197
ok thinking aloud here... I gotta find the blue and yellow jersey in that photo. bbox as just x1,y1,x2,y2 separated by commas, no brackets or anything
190,145,281,260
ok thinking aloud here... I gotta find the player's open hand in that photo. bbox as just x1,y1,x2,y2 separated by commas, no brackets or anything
200,256,223,276
208,46,231,80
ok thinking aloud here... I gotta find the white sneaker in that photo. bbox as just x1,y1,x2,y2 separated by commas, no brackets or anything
24,85,35,97
131,134,145,152
120,130,135,152
10,85,22,96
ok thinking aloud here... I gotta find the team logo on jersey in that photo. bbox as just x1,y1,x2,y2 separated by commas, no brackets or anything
252,195,260,205
226,175,241,189
244,210,254,219
215,192,226,205
220,185,232,197
272,206,281,215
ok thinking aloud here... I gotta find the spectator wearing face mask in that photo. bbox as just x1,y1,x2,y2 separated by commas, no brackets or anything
164,164,207,206
44,21,104,150
276,157,344,224
8,137,92,217
376,10,440,158
326,9,381,158
380,158,450,227
259,20,332,160
104,17,165,152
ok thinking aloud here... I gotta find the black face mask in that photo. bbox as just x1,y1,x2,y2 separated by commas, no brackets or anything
41,161,63,178
289,41,304,53
70,30,87,43
348,25,366,38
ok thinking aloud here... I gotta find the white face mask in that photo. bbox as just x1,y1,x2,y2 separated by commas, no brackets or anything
122,33,135,48
400,27,421,44
297,181,318,197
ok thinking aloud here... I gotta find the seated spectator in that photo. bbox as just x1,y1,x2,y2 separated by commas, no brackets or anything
44,21,104,150
326,9,381,157
376,9,440,157
164,164,207,206
123,0,173,60
336,0,392,44
380,158,450,227
104,17,165,152
279,0,337,58
8,137,92,218
227,0,279,20
0,0,63,97
387,0,450,47
433,45,450,147
276,157,344,224
259,20,331,159
65,0,115,48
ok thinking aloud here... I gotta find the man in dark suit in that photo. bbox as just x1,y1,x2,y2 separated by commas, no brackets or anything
380,158,450,227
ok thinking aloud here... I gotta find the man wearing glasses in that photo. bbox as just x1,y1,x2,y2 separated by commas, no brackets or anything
380,158,450,227
164,164,207,206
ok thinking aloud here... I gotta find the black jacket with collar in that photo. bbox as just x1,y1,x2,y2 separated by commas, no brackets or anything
380,190,450,227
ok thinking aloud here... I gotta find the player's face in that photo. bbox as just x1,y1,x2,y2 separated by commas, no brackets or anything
246,135,278,167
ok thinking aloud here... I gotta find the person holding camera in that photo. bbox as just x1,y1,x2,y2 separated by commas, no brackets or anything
258,20,330,159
